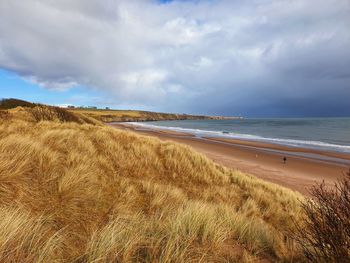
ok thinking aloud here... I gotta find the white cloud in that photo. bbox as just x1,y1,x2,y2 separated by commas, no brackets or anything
24,76,78,91
0,0,349,115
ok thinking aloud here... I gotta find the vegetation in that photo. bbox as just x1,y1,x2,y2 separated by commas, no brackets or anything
0,110,10,120
0,98,233,122
69,108,221,122
27,105,101,125
0,104,101,126
294,170,350,262
0,105,306,262
0,98,35,109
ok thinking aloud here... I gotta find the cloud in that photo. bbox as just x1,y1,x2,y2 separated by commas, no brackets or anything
0,0,349,116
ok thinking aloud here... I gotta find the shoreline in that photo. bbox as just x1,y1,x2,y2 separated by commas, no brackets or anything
110,123,350,195
119,121,350,158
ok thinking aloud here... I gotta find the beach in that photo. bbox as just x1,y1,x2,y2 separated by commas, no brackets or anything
111,123,350,195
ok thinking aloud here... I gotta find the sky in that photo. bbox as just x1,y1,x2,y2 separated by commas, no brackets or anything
0,0,349,117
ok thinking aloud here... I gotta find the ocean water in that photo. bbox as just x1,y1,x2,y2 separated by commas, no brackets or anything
129,118,350,154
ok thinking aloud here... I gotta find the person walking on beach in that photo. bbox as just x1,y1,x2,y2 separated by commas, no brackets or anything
283,156,287,164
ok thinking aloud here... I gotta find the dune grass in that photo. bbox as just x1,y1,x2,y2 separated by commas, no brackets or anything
0,107,305,262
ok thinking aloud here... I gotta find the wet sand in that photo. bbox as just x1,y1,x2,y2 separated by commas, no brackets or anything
110,123,350,195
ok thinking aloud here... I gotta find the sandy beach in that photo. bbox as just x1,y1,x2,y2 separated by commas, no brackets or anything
111,123,350,195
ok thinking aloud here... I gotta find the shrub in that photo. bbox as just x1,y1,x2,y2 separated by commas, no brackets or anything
294,169,350,262
0,110,10,121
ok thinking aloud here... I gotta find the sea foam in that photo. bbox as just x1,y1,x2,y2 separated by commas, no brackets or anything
126,122,350,154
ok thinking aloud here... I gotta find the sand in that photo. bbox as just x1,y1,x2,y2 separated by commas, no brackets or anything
110,123,350,195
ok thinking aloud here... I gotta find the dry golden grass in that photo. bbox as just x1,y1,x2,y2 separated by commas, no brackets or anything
3,106,102,126
0,107,305,262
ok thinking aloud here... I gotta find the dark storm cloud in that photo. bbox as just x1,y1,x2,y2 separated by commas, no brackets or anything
0,0,349,116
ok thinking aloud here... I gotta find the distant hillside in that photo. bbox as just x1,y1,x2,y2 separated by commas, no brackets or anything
0,98,36,109
69,108,237,122
0,98,238,122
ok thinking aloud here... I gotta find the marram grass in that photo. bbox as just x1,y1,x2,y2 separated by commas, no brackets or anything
0,107,305,262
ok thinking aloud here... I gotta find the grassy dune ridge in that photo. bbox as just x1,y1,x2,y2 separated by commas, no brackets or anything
0,106,304,262
0,98,236,122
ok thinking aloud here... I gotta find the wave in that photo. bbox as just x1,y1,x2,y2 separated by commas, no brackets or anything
126,122,350,154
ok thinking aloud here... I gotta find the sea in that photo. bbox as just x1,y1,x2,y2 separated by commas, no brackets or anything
128,118,350,154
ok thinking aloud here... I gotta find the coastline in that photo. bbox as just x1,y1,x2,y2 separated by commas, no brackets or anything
69,108,240,122
110,122,350,195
